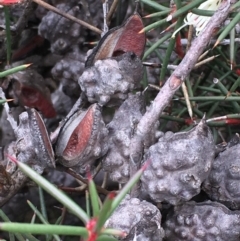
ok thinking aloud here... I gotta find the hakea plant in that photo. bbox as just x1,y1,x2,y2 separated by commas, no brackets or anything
0,155,148,241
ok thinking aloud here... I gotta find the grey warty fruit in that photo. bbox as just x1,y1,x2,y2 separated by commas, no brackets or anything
141,119,215,205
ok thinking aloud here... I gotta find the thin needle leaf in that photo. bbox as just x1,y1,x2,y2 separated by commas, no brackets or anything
9,158,89,224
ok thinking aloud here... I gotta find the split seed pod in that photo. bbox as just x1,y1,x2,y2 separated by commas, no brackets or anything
27,109,55,168
55,104,108,172
15,109,55,172
10,69,56,118
85,13,146,67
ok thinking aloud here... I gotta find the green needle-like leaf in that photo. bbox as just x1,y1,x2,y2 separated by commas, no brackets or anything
11,159,89,224
144,9,171,18
109,164,147,216
38,187,48,221
0,64,31,78
0,209,37,241
95,192,116,233
166,0,206,21
0,223,88,237
214,11,240,47
230,76,240,93
88,175,100,217
143,32,171,60
230,28,235,70
191,8,214,16
160,16,184,82
140,0,169,11
27,201,60,241
180,96,240,101
140,18,166,33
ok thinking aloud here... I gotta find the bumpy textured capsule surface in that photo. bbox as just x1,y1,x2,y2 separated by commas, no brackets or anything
38,2,82,54
105,195,164,241
55,104,108,173
203,137,240,209
79,52,143,107
164,201,240,241
51,47,85,98
141,119,215,205
102,93,145,183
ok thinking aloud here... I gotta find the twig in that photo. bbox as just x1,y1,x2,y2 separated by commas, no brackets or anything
130,0,237,197
107,0,119,25
181,38,240,45
102,0,109,35
32,0,102,35
57,166,110,195
0,169,28,207
12,0,34,34
0,87,17,132
186,25,193,51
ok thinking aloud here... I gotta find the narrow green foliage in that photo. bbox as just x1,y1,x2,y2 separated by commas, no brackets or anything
214,78,240,113
0,99,9,105
230,28,235,69
27,201,61,241
38,187,48,221
30,212,36,224
191,8,214,16
140,0,169,11
231,1,240,11
110,165,147,217
143,32,171,60
166,0,206,21
160,16,184,82
140,18,166,33
14,160,89,224
0,209,34,241
95,192,116,233
88,175,100,217
86,191,91,217
230,76,240,93
0,64,31,78
144,9,171,18
181,96,240,101
214,11,240,47
0,223,88,237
